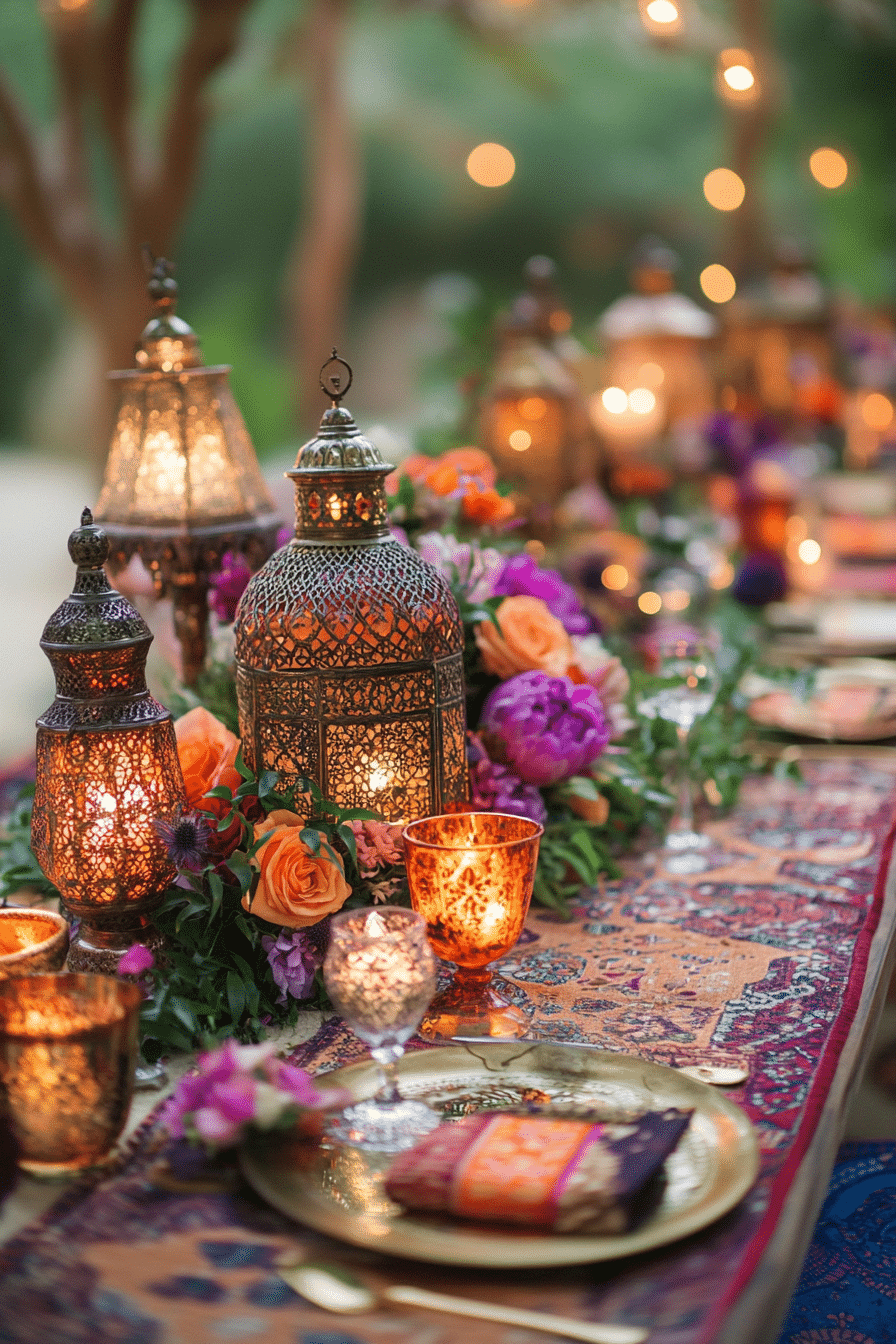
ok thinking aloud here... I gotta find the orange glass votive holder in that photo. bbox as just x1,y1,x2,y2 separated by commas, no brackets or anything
403,812,543,1040
0,973,141,1176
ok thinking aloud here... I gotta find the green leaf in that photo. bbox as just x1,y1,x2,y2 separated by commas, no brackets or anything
226,971,247,1022
300,827,322,854
208,871,224,923
257,771,279,798
203,786,235,801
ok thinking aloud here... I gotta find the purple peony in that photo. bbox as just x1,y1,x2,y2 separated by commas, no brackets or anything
467,733,547,824
209,552,253,624
261,929,319,1005
732,551,788,606
481,671,611,787
494,553,596,636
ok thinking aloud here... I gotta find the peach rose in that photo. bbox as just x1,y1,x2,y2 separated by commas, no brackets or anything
174,707,240,805
462,484,515,527
475,596,574,680
439,447,497,489
246,810,352,929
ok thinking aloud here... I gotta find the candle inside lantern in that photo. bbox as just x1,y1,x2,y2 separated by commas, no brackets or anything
403,812,543,1039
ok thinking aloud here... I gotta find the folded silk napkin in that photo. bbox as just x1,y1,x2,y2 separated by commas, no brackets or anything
385,1109,692,1235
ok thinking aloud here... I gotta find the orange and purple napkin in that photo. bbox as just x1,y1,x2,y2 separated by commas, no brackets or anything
385,1109,691,1235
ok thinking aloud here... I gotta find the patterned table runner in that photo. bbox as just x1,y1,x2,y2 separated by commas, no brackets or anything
1,759,894,1344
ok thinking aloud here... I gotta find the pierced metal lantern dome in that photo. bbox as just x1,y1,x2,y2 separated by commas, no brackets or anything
95,254,281,685
233,353,468,822
31,509,186,973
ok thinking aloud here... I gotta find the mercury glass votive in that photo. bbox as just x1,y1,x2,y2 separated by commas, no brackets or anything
403,812,543,1040
0,973,141,1176
323,907,438,1152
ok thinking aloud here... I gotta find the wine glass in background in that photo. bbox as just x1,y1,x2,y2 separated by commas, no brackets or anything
323,906,439,1152
638,635,721,875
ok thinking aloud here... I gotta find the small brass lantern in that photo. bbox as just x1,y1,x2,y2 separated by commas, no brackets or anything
31,510,186,973
95,256,281,685
234,354,468,821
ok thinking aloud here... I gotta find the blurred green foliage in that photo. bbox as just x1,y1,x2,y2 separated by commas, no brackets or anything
0,0,893,450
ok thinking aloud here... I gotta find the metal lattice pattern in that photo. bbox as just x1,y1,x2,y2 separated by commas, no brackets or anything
235,542,463,672
294,478,390,538
31,721,184,915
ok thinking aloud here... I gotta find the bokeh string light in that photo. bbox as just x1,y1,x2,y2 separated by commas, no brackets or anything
700,264,737,303
703,168,746,212
809,147,849,189
467,143,516,188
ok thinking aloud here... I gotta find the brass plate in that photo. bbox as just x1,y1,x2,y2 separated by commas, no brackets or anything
240,1043,759,1268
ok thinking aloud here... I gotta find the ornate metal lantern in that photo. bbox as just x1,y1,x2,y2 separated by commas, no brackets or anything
95,256,281,685
234,354,468,822
480,278,595,526
31,510,186,973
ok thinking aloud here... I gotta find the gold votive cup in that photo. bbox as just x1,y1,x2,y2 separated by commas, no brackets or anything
0,909,69,979
0,972,141,1176
403,812,543,1040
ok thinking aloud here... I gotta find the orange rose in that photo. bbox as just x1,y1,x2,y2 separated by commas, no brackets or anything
424,461,461,497
385,454,435,494
475,596,574,680
462,485,515,527
245,810,352,929
174,707,244,855
440,447,497,488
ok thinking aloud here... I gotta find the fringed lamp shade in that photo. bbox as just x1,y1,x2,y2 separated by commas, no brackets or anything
234,354,468,822
31,510,186,973
95,257,280,684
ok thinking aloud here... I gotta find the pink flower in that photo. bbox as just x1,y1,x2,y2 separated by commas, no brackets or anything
163,1039,346,1150
349,819,405,877
118,943,155,975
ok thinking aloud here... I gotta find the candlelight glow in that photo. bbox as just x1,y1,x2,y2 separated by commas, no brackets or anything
602,387,628,414
602,564,629,591
638,591,662,615
628,387,657,415
700,265,737,304
519,396,548,419
798,539,822,565
703,168,746,212
467,143,516,188
809,148,848,189
717,49,759,102
509,429,532,451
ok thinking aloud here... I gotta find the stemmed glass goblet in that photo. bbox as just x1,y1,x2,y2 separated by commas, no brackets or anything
637,636,721,875
323,906,439,1153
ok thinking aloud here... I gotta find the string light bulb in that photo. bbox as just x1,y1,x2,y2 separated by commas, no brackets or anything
467,143,515,188
809,148,848,189
703,168,746,212
716,49,760,104
639,0,682,35
700,265,737,304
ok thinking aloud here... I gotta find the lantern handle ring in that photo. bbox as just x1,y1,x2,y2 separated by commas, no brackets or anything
320,349,353,405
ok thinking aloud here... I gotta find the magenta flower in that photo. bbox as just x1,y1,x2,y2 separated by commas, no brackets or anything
494,553,596,636
261,929,319,1004
481,671,610,787
163,1039,346,1150
118,943,155,975
209,552,252,624
467,733,547,824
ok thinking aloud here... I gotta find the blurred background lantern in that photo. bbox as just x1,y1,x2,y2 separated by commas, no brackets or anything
480,262,597,530
719,241,839,426
94,256,281,685
595,237,717,497
234,354,468,822
31,510,186,973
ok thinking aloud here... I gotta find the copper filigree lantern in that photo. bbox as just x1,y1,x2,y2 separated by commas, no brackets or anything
234,354,468,822
31,510,186,973
95,255,281,684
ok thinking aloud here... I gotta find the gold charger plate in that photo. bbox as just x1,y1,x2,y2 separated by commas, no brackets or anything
240,1042,759,1268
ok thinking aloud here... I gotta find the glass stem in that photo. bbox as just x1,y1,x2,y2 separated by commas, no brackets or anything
370,1044,404,1103
674,723,695,835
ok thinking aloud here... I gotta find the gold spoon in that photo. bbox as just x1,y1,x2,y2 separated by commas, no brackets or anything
277,1261,648,1344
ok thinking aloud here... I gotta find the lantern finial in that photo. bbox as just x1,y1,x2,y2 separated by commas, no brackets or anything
319,349,353,406
134,250,202,371
68,507,109,569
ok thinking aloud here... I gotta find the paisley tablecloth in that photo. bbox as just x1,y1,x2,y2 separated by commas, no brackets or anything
1,758,894,1344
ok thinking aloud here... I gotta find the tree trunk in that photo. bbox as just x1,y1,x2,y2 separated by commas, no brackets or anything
286,0,363,431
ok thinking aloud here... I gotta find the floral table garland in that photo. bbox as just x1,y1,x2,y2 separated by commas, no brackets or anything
0,445,757,1059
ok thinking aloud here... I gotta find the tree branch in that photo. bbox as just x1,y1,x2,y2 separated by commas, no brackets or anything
95,0,143,205
0,71,85,299
138,0,253,252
